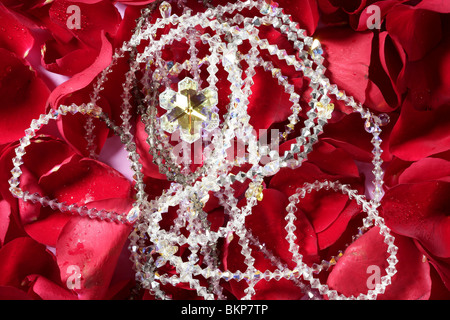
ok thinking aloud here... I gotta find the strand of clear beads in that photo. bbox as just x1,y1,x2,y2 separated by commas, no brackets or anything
8,105,130,224
284,180,398,300
84,117,97,159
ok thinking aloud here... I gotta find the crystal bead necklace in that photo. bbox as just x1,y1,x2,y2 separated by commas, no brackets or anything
9,0,395,300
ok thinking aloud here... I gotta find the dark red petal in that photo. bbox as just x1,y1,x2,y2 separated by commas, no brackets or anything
248,278,305,300
279,0,319,35
321,112,395,162
115,0,156,5
0,286,32,300
26,275,77,300
398,157,450,184
383,156,413,187
429,259,450,299
416,0,450,13
317,0,350,26
0,237,60,287
318,27,373,112
317,199,361,249
24,212,71,247
224,189,317,299
18,166,44,225
245,189,318,266
39,157,132,206
135,115,171,180
381,181,450,258
300,190,349,234
0,3,34,58
269,163,329,194
399,32,450,110
301,141,360,178
56,90,111,157
56,199,133,300
365,32,405,111
48,0,121,49
248,69,292,131
0,137,74,198
0,200,11,246
389,100,450,161
414,240,450,292
0,49,50,144
354,0,399,31
41,38,98,76
363,80,390,112
272,140,364,196
328,228,431,299
47,31,112,109
386,5,442,62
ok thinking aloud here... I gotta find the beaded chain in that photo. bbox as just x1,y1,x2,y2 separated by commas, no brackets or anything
9,0,396,300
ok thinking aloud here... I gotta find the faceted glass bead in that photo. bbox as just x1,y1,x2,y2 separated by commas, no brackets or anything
126,206,140,223
159,1,172,18
316,102,334,119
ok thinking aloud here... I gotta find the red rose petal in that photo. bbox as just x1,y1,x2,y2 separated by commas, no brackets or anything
354,0,400,31
0,237,60,287
18,166,44,225
317,0,350,26
0,200,11,246
113,5,142,49
386,5,442,62
247,278,305,300
327,228,431,299
0,49,50,144
381,181,450,258
27,274,77,300
428,258,450,299
300,190,349,234
0,3,34,58
42,38,99,76
56,199,133,300
389,100,450,161
321,114,374,162
224,189,318,299
135,115,172,180
47,31,113,109
398,157,450,184
317,199,361,249
278,0,319,35
48,0,121,49
115,0,156,5
24,212,71,247
0,286,32,300
0,137,74,201
318,27,374,112
414,240,450,292
246,189,318,266
320,111,395,163
56,90,111,157
416,0,450,13
272,140,364,193
365,32,405,111
16,152,132,248
399,31,450,111
383,156,413,187
39,157,132,206
248,68,292,131
301,141,360,178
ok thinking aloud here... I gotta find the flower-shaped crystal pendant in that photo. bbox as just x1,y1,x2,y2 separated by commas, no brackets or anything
159,77,219,143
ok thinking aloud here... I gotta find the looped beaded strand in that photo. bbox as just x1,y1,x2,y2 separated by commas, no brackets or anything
9,0,395,300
